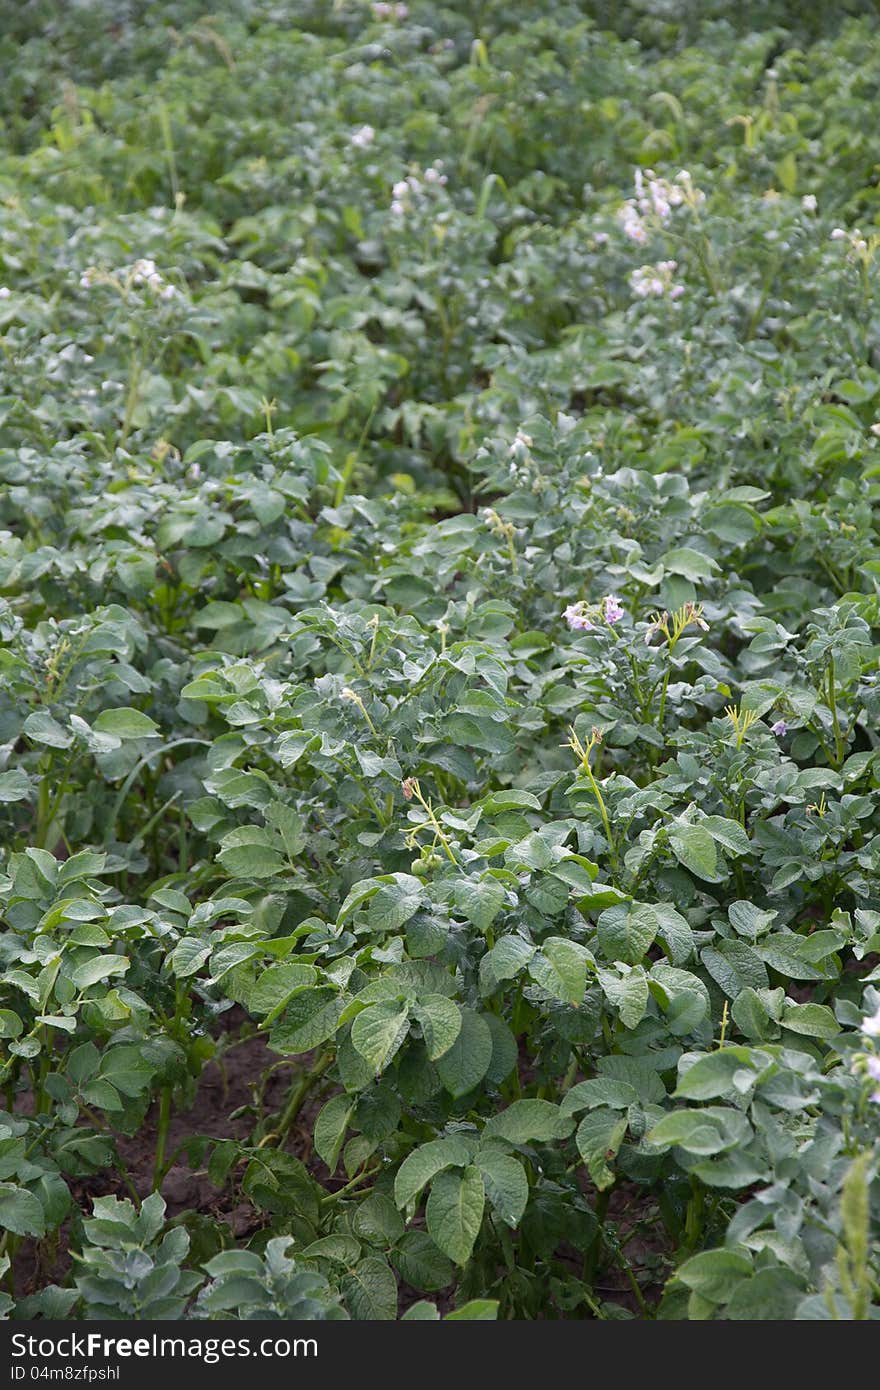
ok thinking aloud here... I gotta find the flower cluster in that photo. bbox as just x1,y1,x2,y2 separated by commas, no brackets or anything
618,168,702,244
372,1,408,17
644,602,709,646
562,595,624,631
390,165,448,216
853,1002,880,1104
350,125,375,149
630,260,684,300
80,259,178,300
830,226,871,262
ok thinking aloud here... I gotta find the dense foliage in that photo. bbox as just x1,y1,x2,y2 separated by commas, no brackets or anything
1,0,879,1322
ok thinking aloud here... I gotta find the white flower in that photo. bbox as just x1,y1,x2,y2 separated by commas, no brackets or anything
392,180,409,199
0,286,10,299
630,260,682,300
830,228,847,240
801,194,817,212
390,200,406,216
351,124,375,148
862,1004,880,1037
79,270,94,289
160,284,177,300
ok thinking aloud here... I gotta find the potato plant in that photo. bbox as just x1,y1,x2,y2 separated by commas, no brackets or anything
0,0,879,1322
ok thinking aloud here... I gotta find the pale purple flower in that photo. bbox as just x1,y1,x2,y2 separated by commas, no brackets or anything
563,603,593,632
0,286,10,299
771,719,787,737
603,594,624,624
392,180,409,199
862,1004,880,1037
351,125,375,149
630,261,681,300
866,1055,880,1081
830,228,847,241
801,194,817,213
594,232,609,246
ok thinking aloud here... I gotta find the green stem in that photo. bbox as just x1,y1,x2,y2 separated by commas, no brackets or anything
827,658,845,768
153,1087,172,1192
265,1052,333,1147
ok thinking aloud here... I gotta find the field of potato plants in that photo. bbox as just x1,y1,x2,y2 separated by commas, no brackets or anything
0,0,879,1325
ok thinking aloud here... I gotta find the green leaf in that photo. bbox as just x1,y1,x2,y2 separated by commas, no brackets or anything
669,823,720,881
702,816,751,857
169,937,212,979
453,876,506,933
92,708,159,739
0,769,30,803
413,995,461,1061
726,1268,805,1320
575,1109,627,1190
529,937,590,1005
661,546,720,582
0,1183,46,1237
23,710,73,749
425,1166,485,1266
483,1099,573,1144
392,1231,455,1292
780,1001,840,1039
341,1256,397,1320
314,1093,354,1174
435,1009,493,1098
350,1002,410,1076
366,876,424,933
394,1137,472,1209
71,955,129,990
479,935,535,993
269,989,344,1055
701,940,769,999
675,1048,767,1101
351,1193,404,1246
597,903,658,965
676,1249,753,1303
445,1300,499,1320
477,1151,528,1227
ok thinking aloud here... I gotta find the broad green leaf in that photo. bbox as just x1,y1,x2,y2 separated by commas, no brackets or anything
529,936,590,1005
676,1249,753,1303
392,1231,455,1293
425,1166,485,1266
394,1136,472,1209
435,1009,493,1098
597,903,658,965
340,1257,397,1320
269,989,344,1055
477,1151,528,1227
413,995,461,1061
669,824,720,881
483,1099,573,1144
453,876,506,933
0,1184,46,1238
350,1002,410,1076
92,708,159,739
314,1093,355,1174
575,1108,627,1190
